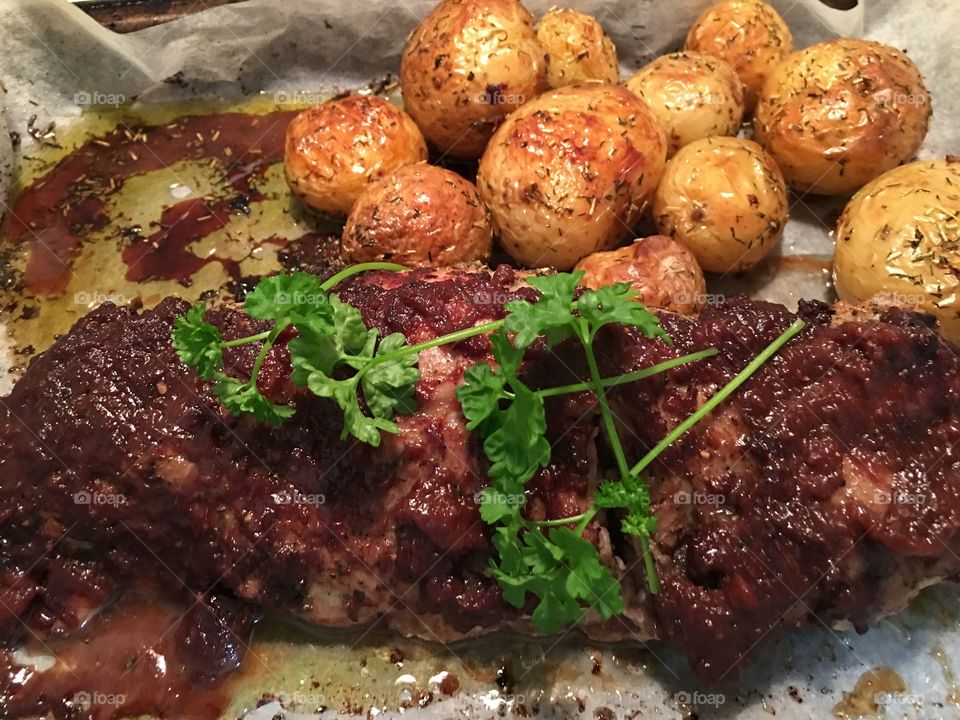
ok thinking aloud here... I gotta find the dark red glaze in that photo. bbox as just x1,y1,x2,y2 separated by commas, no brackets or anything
1,598,249,720
3,111,297,296
1,266,959,712
601,299,960,681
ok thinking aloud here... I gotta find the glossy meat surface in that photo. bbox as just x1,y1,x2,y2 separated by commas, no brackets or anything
1,267,959,685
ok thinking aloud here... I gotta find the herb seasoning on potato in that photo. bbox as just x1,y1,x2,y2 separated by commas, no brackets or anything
535,8,620,88
834,158,960,340
284,95,427,216
684,0,793,113
574,235,707,315
754,39,931,196
342,163,493,266
653,136,787,274
400,0,547,159
626,51,745,158
477,83,667,270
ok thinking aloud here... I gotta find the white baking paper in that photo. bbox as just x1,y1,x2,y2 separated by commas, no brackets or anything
0,0,958,718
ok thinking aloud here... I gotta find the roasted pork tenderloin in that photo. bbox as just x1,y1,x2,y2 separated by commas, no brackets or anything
1,266,958,683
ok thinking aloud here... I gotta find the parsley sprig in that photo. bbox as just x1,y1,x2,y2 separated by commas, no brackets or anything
175,262,418,440
173,265,803,635
175,262,506,442
457,273,684,625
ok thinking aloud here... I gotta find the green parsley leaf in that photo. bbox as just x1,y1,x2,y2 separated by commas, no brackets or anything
482,383,549,487
459,328,550,489
504,273,581,349
621,512,658,539
304,372,399,446
577,283,669,342
328,295,376,360
457,362,505,431
491,523,525,582
288,325,343,383
244,271,326,324
172,305,224,380
476,487,520,525
361,333,420,420
489,526,622,633
289,294,376,379
489,329,525,376
212,376,295,425
549,527,623,619
596,473,658,539
530,584,583,634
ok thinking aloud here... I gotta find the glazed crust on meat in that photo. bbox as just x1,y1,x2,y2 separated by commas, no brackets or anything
1,266,959,682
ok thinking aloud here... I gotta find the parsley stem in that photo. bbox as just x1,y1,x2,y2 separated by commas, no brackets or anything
574,507,598,536
355,319,505,380
579,321,631,480
222,330,271,348
531,508,596,529
638,535,658,596
579,319,660,595
320,261,408,290
537,349,718,398
630,318,805,477
247,320,290,389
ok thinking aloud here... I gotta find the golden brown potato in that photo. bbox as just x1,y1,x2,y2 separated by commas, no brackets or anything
400,0,548,160
341,163,493,267
653,137,787,273
574,235,706,314
284,96,428,216
684,0,792,112
535,8,620,88
477,83,667,270
754,39,931,196
834,158,960,340
626,51,745,158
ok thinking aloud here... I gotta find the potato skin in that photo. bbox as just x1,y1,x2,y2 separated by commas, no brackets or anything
400,0,548,160
574,235,706,314
535,8,619,88
684,0,792,112
341,163,493,267
284,96,428,216
653,137,787,273
754,39,931,196
477,83,667,270
834,159,960,341
626,51,744,158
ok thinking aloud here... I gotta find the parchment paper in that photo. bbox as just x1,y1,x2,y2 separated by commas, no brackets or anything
0,0,959,718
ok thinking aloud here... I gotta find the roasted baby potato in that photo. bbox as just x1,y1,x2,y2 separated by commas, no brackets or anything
754,39,931,196
834,159,960,340
535,8,620,88
684,0,793,112
653,137,787,273
477,83,667,270
284,95,428,216
574,235,706,314
341,163,493,267
400,0,548,159
626,51,744,157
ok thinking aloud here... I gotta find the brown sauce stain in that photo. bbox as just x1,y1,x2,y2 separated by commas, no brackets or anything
1,600,235,720
772,254,833,274
832,666,908,719
3,110,297,297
